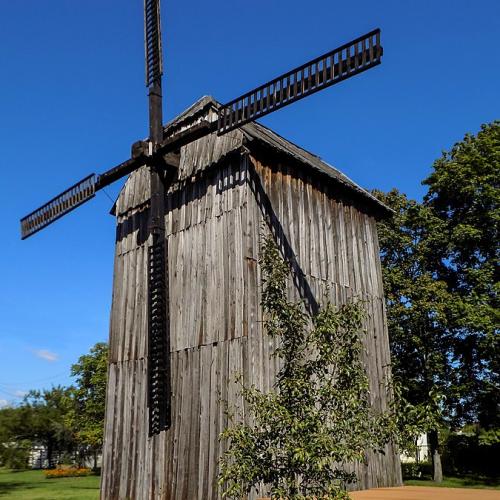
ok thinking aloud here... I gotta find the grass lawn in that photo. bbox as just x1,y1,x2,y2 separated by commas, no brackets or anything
0,469,100,499
404,476,500,490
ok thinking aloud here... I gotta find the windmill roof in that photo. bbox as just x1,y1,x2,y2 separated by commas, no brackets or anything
162,96,391,217
112,96,391,217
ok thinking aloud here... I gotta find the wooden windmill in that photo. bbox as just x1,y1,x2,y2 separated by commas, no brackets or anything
20,0,384,451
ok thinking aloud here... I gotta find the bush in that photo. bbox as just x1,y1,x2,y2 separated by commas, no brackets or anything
442,431,500,478
0,441,30,470
44,467,92,478
401,462,432,480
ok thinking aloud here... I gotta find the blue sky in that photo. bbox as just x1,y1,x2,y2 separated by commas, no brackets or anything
0,0,498,405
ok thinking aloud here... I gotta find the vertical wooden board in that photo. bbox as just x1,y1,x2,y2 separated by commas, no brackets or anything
283,163,296,269
100,362,116,498
206,217,215,345
171,186,181,235
332,198,342,287
108,254,123,362
189,223,198,346
348,207,361,295
184,228,195,348
180,348,194,499
222,210,230,342
185,179,194,231
178,181,187,233
234,206,244,339
172,349,186,499
124,170,136,218
313,185,324,284
113,364,126,495
370,217,385,297
118,364,132,499
227,164,234,214
125,249,139,361
207,344,219,500
187,348,201,500
214,168,222,218
118,252,131,361
302,173,313,278
205,217,215,344
279,163,290,255
215,217,225,344
227,210,236,339
135,245,146,360
113,256,127,360
355,211,368,298
175,230,185,351
268,163,282,240
167,349,182,499
233,162,241,212
344,204,356,294
127,363,140,498
163,354,174,499
340,202,351,287
295,170,306,273
198,222,208,345
321,190,333,284
197,346,211,498
289,166,300,265
204,172,213,222
168,231,178,352
367,217,381,297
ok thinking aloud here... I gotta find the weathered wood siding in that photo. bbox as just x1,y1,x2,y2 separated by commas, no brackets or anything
101,113,401,499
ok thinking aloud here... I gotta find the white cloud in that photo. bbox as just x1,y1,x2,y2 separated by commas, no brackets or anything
0,399,9,408
34,349,59,362
14,390,27,398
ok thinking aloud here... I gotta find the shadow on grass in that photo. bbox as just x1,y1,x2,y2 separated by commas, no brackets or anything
405,476,500,490
0,481,36,496
460,476,500,488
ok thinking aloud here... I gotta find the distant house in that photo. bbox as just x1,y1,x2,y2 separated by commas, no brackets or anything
400,433,430,464
28,444,101,469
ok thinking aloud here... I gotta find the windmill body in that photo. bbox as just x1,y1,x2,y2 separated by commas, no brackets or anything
101,97,402,499
19,1,399,496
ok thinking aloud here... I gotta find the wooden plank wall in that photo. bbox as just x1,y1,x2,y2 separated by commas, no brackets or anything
101,128,401,499
249,155,402,491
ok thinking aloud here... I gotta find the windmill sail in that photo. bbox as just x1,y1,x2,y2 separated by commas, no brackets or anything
217,29,382,135
20,174,97,240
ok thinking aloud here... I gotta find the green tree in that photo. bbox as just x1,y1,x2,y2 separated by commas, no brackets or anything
374,189,449,480
423,121,499,429
219,237,393,499
17,386,75,467
0,407,30,469
375,121,500,480
67,342,108,468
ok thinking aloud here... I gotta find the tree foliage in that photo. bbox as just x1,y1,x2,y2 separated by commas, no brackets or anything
423,121,499,427
374,190,450,412
4,387,76,467
375,121,499,477
66,342,108,454
219,237,393,499
0,342,108,469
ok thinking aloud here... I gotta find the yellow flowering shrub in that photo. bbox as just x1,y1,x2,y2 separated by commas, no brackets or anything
44,467,91,479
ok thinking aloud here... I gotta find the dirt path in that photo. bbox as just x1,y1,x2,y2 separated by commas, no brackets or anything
350,486,500,500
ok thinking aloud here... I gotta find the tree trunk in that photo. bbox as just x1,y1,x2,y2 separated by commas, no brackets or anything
46,440,53,469
428,429,442,483
433,450,443,483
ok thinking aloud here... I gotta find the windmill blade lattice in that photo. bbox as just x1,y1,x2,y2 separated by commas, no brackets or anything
218,29,382,134
20,174,97,240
